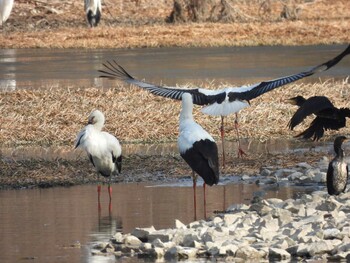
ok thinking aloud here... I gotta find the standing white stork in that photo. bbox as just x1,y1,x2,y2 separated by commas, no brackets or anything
75,110,122,202
99,44,350,167
178,93,219,219
0,0,14,26
84,0,101,27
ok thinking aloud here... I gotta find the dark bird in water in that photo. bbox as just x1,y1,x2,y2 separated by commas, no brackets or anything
99,45,350,166
287,96,350,141
84,0,102,27
178,93,219,219
327,136,348,195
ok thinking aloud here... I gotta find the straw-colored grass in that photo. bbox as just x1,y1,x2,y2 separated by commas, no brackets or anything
1,79,349,189
1,79,349,147
0,0,349,48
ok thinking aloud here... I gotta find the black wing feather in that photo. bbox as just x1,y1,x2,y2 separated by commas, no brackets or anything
99,61,225,106
288,96,335,130
229,44,350,102
295,116,346,141
180,139,219,186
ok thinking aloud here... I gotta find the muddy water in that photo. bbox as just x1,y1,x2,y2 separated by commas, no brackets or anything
0,45,349,91
0,181,320,263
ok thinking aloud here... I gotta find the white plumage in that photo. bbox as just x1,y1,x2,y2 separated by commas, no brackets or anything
178,93,215,153
84,0,101,27
178,93,219,219
75,109,122,200
0,0,14,26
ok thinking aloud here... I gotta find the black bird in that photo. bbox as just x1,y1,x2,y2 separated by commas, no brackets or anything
327,136,348,195
287,96,350,141
99,45,350,164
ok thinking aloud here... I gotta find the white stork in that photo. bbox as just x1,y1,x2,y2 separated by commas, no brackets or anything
84,0,101,27
0,0,14,26
99,44,350,166
178,93,219,219
75,110,122,201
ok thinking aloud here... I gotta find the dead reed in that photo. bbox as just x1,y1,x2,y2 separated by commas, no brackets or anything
1,79,349,147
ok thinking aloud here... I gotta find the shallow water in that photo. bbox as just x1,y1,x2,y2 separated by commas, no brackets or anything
0,45,349,91
0,180,322,263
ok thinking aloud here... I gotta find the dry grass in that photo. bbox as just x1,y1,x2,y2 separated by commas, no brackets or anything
1,79,349,147
0,0,349,48
1,79,349,189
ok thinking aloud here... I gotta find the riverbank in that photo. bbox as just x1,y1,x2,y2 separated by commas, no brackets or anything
0,0,349,49
1,79,349,189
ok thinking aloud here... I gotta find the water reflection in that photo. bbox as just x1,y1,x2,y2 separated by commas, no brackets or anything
0,45,349,90
0,180,322,263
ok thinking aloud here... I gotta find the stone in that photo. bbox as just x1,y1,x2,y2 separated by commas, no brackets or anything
149,247,165,258
268,247,291,260
131,226,155,242
175,219,186,229
235,245,262,259
182,233,200,247
223,212,244,225
308,240,335,256
124,235,142,247
178,247,198,259
288,171,303,181
152,238,165,248
323,228,343,240
112,232,124,244
314,172,327,183
260,168,272,177
164,246,179,259
148,230,173,243
297,162,313,169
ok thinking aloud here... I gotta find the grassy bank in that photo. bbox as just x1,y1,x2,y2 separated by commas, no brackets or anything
0,0,349,48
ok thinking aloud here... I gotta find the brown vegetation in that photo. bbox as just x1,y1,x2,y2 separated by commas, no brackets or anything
1,80,349,147
0,0,349,48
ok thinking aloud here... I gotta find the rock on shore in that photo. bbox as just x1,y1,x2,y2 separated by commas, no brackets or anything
92,157,350,261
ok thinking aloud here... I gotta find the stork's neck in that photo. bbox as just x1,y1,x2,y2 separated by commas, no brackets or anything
180,96,194,122
94,121,104,131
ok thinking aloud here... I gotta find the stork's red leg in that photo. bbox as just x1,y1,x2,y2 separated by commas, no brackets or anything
203,182,207,219
235,113,247,158
97,184,101,211
220,116,226,168
108,177,112,201
192,171,197,221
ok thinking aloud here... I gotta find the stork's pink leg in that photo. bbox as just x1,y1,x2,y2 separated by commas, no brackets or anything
203,183,207,219
220,116,226,168
192,171,197,221
97,185,101,211
108,184,112,201
235,113,247,158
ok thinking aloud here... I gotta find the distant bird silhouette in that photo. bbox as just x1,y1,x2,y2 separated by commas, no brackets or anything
75,110,122,201
84,0,101,27
0,0,14,26
327,136,348,195
287,96,350,141
178,93,219,219
99,45,350,166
